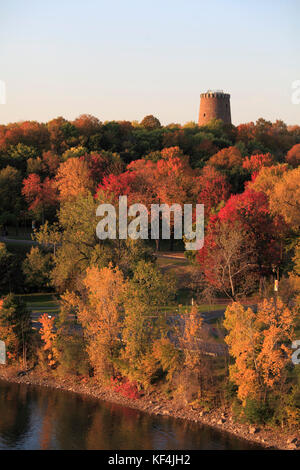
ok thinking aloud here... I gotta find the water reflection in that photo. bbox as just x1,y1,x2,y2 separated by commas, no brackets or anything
0,380,261,450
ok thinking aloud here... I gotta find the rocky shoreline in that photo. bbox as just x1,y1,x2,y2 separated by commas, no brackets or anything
0,366,299,450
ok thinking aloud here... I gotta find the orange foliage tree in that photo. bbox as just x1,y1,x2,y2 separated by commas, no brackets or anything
208,146,243,170
39,314,58,368
269,167,300,231
55,157,94,202
286,143,300,168
242,152,274,175
224,299,295,403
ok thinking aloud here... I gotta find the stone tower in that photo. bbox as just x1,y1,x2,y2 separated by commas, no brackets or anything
198,90,231,126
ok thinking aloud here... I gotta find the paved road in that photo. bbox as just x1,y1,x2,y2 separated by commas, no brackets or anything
201,309,227,321
28,302,229,357
0,236,37,245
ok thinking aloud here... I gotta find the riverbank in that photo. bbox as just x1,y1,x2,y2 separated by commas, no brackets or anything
0,365,298,450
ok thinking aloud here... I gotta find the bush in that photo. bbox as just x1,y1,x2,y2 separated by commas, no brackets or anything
271,384,300,428
232,398,273,424
0,294,33,364
223,380,238,402
56,333,89,376
111,376,141,400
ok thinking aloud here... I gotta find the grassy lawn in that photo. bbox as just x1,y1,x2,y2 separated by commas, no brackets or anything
17,293,58,303
156,256,195,294
17,293,60,319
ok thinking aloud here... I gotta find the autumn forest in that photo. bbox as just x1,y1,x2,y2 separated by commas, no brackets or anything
0,113,300,438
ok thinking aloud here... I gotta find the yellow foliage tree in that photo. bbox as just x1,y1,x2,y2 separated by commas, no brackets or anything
208,146,243,170
224,299,295,403
248,163,288,197
256,299,294,391
224,303,260,402
179,305,204,370
39,314,58,368
76,264,125,382
269,167,300,230
55,157,94,202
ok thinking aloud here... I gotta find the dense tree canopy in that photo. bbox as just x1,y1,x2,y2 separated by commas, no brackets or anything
0,113,299,431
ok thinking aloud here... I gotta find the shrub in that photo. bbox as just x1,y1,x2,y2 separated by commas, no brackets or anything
56,333,90,376
233,398,272,425
111,376,141,400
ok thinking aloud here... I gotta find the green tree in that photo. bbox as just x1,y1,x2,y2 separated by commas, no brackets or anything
22,246,52,290
26,157,43,175
0,166,23,231
51,193,152,292
33,221,62,257
0,294,32,365
7,143,38,171
121,261,176,385
140,115,161,130
0,243,24,295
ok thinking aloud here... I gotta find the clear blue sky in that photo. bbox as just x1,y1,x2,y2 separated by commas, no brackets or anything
0,0,299,125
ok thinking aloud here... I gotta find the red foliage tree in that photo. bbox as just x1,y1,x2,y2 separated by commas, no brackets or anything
193,165,230,216
96,170,141,203
22,174,57,221
42,151,61,175
96,147,195,250
242,152,274,176
236,122,256,144
73,114,102,137
0,121,49,152
217,188,283,274
197,217,258,299
96,146,194,208
86,152,124,185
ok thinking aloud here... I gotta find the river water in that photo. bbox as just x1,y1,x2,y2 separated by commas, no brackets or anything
0,380,261,450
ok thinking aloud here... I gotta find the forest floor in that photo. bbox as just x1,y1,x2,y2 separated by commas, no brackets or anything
0,365,299,451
